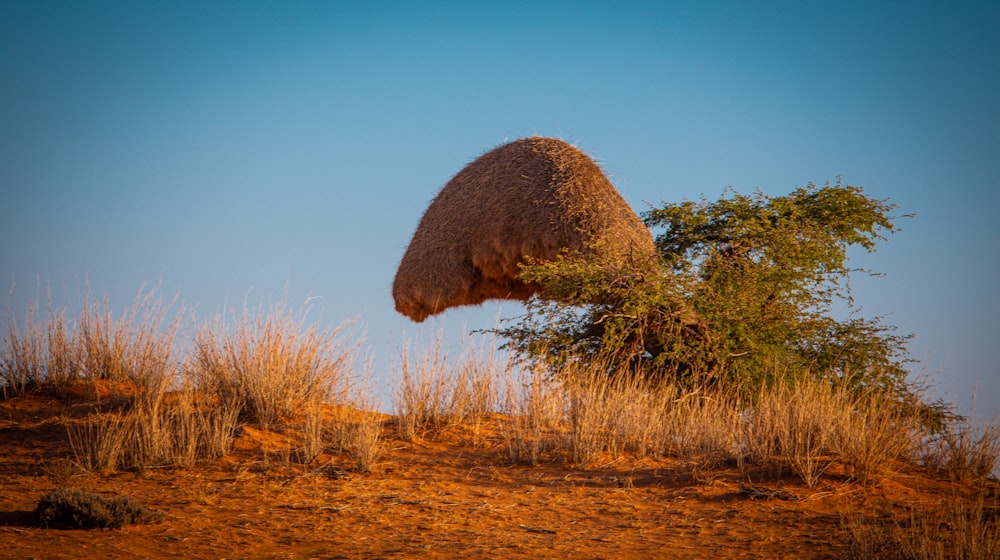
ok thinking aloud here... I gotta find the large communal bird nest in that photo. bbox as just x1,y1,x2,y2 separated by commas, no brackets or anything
393,137,656,322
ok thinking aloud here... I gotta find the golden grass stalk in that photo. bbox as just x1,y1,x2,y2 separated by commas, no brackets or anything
393,333,454,440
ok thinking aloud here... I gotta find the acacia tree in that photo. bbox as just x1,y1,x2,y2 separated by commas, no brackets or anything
499,181,916,398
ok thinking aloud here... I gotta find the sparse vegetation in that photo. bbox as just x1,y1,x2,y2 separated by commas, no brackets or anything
1,297,48,398
2,291,380,476
1,270,997,555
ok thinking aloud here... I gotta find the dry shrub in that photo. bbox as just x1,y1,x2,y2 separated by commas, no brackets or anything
192,303,357,426
393,136,656,322
36,489,164,529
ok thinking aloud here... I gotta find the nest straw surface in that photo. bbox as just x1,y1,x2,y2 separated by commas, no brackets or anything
393,137,655,322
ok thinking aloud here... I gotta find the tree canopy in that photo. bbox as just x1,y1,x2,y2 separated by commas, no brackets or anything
498,181,917,400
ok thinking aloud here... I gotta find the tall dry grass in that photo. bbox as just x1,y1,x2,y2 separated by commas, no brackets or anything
498,358,744,468
393,333,502,440
322,363,386,473
66,390,242,473
2,287,182,409
1,298,49,398
744,381,841,487
76,289,182,401
6,286,996,489
835,389,919,486
191,303,358,426
2,290,374,473
499,363,565,465
489,356,927,486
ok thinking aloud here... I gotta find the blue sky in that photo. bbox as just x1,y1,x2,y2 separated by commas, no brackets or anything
2,1,998,418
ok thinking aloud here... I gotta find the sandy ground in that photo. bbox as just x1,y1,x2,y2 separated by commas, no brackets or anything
0,391,990,559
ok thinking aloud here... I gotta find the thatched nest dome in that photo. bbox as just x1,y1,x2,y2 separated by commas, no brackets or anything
393,137,656,322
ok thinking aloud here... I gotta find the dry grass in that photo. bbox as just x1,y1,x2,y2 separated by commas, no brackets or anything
497,359,744,468
499,363,565,465
923,420,1000,484
746,381,841,487
0,292,357,474
4,298,1000,558
325,365,386,473
492,358,928,488
835,389,920,485
76,289,181,403
1,298,49,398
844,489,1000,559
66,411,134,473
393,333,503,440
341,411,385,473
2,287,180,403
191,303,357,426
297,400,327,465
66,393,242,473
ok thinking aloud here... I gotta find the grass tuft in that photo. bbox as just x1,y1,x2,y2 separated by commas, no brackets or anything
191,303,357,426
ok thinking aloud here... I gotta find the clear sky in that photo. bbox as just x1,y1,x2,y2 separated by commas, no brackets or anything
2,1,998,419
